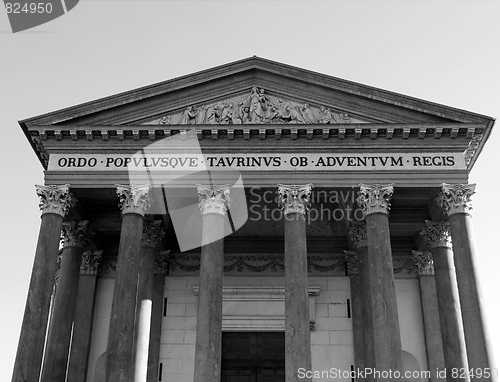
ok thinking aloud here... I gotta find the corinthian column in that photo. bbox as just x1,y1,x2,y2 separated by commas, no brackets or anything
348,221,375,380
277,184,313,382
356,184,403,380
412,250,445,382
344,249,365,382
67,250,103,382
133,220,164,382
106,185,151,382
147,251,169,382
41,221,91,382
193,184,231,382
420,221,468,382
12,185,75,382
437,184,494,380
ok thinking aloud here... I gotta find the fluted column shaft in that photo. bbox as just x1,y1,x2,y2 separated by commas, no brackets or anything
437,184,494,381
278,184,312,382
357,184,403,381
193,185,231,382
106,185,150,382
12,185,75,382
41,221,91,382
420,222,469,382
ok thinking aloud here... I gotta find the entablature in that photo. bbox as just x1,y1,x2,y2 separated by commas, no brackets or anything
29,123,484,173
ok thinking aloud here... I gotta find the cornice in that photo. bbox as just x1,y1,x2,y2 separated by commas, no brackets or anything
28,122,484,141
28,123,485,170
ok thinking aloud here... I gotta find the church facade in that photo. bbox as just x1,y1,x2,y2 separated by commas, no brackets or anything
13,57,495,382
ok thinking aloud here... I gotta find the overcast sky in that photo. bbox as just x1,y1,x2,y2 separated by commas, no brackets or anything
1,0,499,377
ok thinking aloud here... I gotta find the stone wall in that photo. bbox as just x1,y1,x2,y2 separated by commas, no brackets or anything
84,274,427,382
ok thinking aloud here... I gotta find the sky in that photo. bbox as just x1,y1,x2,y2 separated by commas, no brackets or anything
1,0,499,378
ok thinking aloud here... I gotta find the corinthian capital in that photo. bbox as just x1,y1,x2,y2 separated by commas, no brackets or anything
154,250,170,275
277,184,313,216
35,184,76,217
436,183,476,216
420,220,451,248
116,184,151,216
348,221,367,249
142,220,165,248
356,183,394,216
344,250,359,275
61,220,92,248
412,250,434,276
80,250,103,275
197,184,231,216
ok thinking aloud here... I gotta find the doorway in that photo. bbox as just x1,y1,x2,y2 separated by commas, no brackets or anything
221,332,285,382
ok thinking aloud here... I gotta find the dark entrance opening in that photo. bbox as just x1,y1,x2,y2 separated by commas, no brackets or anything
222,332,285,382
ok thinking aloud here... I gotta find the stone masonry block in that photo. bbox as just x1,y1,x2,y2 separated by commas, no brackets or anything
164,344,195,359
166,303,186,317
163,316,197,330
162,329,184,344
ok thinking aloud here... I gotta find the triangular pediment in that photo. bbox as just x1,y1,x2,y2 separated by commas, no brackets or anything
20,56,493,127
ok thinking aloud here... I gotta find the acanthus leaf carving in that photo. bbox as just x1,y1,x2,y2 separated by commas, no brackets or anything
344,250,359,275
116,184,151,216
80,250,103,275
197,184,231,216
464,134,482,168
356,183,394,216
61,220,92,248
347,221,367,249
142,220,165,248
412,250,434,276
420,220,451,248
277,184,313,216
154,250,170,275
436,183,476,216
36,184,76,217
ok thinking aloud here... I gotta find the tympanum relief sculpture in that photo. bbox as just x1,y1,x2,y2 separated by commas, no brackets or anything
145,87,362,125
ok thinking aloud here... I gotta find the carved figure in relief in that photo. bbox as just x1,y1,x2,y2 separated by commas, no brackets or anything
339,113,350,124
231,102,243,124
180,106,197,124
219,102,234,124
300,104,315,124
319,106,336,124
195,106,207,124
154,86,352,125
272,99,292,123
158,115,171,125
238,101,249,124
246,87,268,124
288,104,305,124
205,105,218,124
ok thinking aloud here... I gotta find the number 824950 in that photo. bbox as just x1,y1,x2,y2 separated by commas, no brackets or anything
5,2,53,14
